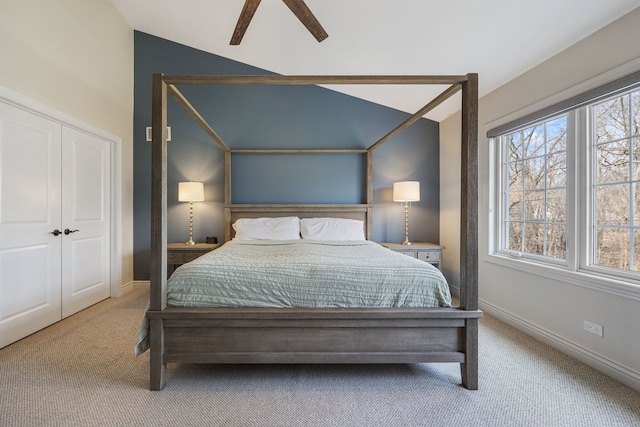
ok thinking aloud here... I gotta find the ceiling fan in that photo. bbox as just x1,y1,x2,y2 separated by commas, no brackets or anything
230,0,328,45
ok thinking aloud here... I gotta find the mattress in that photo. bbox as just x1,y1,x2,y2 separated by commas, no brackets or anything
135,240,451,355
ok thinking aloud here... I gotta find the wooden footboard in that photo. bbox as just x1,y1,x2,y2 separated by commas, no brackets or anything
148,307,482,390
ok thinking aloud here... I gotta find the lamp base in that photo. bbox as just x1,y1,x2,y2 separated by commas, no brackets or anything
185,201,196,245
401,201,412,246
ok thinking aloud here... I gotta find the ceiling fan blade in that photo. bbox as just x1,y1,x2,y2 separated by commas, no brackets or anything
282,0,328,42
230,0,262,45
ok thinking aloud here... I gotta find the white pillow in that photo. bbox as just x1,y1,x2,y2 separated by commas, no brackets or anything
233,217,301,240
300,217,365,241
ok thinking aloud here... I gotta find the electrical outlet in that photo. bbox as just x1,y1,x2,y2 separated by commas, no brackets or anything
583,320,604,337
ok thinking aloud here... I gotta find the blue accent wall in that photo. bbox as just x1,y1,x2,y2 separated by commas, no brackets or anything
232,153,366,204
134,31,440,279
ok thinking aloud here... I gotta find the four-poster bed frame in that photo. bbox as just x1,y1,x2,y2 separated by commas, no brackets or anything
148,73,480,390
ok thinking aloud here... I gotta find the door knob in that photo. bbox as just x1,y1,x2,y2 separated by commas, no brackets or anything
64,228,79,235
50,229,62,236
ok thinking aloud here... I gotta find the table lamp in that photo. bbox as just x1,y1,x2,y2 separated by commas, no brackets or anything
178,181,204,245
393,181,420,245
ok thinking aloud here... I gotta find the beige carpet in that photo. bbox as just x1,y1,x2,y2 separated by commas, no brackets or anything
1,287,639,427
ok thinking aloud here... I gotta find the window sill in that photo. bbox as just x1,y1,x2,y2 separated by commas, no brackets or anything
485,253,640,301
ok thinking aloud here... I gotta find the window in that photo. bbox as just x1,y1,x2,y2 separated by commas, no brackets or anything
592,90,640,272
501,116,568,261
491,75,640,286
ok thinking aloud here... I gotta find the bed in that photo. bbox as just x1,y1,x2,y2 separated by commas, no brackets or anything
146,74,480,390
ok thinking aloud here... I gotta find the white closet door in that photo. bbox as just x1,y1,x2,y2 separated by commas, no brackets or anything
61,127,110,318
0,102,63,348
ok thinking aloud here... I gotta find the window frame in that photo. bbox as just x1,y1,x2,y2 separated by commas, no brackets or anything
487,66,640,300
494,113,574,267
579,90,640,283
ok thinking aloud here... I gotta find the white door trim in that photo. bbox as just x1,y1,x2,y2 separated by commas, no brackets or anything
0,85,123,297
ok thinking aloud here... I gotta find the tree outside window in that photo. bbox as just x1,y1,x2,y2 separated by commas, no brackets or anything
593,89,640,271
502,116,567,260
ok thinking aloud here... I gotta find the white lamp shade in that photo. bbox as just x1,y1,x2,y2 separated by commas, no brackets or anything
393,181,420,202
178,182,204,202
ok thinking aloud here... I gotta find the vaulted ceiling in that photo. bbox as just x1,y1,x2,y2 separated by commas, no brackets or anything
110,0,640,121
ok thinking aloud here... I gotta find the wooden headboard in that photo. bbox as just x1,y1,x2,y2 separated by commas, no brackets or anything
224,204,372,242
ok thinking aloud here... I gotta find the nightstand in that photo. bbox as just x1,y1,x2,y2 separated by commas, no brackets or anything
380,242,444,271
167,242,221,274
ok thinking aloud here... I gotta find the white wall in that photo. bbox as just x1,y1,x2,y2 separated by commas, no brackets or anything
441,8,640,390
0,0,134,287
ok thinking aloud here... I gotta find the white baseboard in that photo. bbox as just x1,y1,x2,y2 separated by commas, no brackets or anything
480,298,640,392
119,280,149,295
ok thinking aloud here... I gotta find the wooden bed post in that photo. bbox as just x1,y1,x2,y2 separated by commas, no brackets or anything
366,150,373,239
150,73,168,390
224,150,232,242
460,73,479,390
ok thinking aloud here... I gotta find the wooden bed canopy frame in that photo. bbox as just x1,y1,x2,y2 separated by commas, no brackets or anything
148,73,480,390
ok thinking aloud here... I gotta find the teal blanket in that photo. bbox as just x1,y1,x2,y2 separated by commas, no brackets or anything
135,240,451,355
